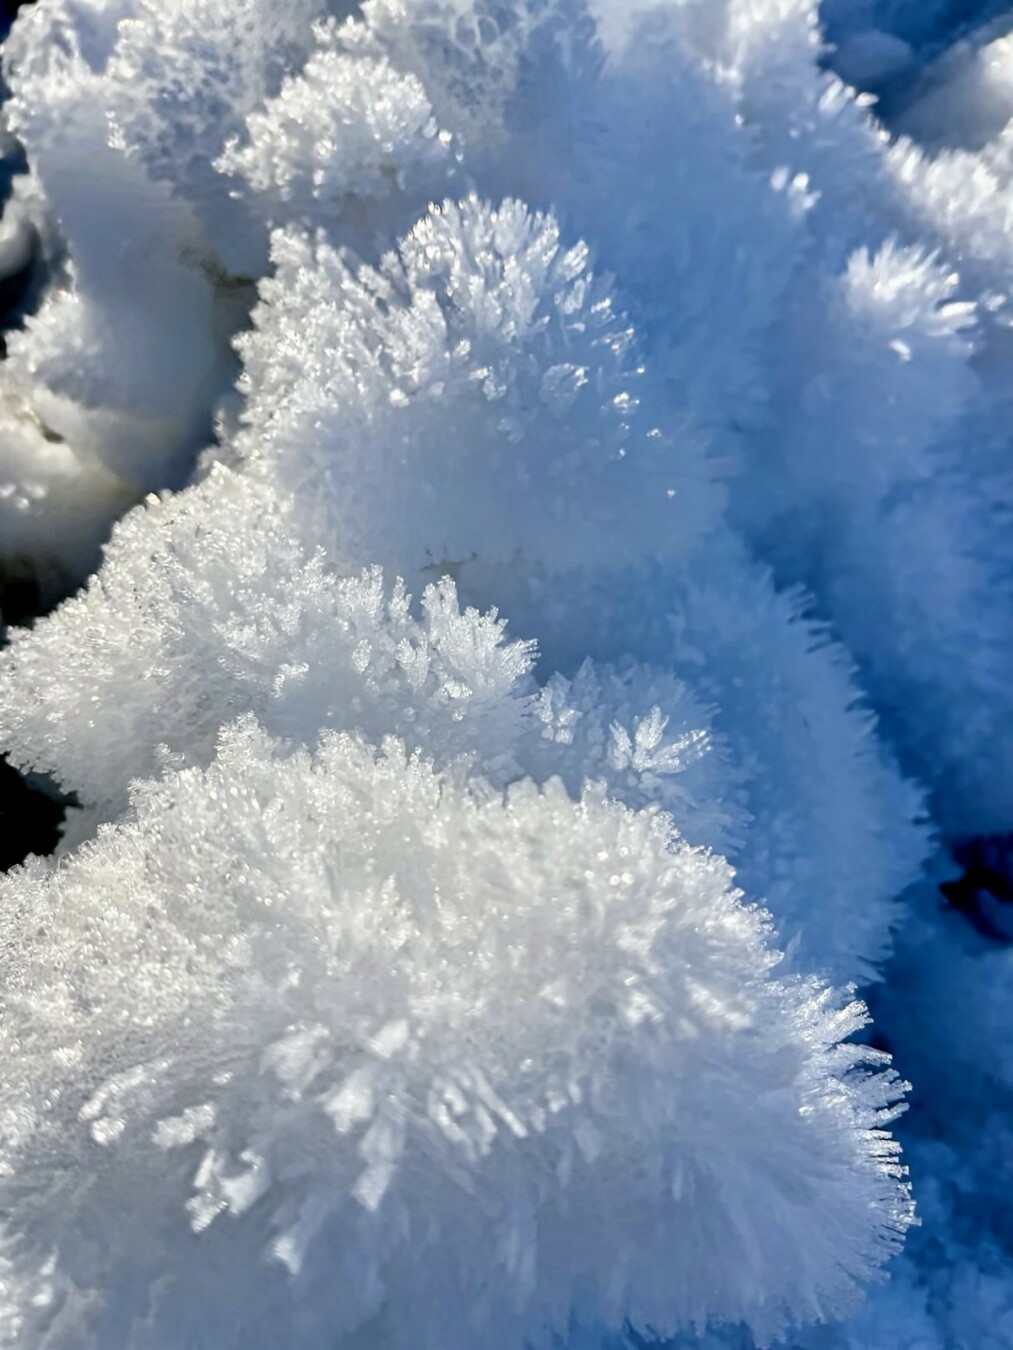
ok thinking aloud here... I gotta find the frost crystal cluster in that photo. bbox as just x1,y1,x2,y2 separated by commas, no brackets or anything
0,1,1009,1348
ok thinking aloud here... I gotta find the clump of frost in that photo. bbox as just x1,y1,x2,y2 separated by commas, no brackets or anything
279,1,800,442
335,0,587,177
0,0,354,582
528,660,745,855
0,718,912,1349
2,34,221,490
729,231,1013,832
280,0,1008,839
626,0,1013,837
0,192,927,982
1,0,1009,848
0,467,537,825
217,192,926,982
7,3,1010,1346
217,35,459,254
5,0,358,273
0,463,738,872
230,195,719,591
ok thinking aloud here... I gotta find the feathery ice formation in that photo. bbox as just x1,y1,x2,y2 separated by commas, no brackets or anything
0,1,1009,1348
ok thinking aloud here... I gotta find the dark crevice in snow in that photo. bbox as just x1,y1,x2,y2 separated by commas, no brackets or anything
941,835,1013,941
0,756,65,870
0,247,40,350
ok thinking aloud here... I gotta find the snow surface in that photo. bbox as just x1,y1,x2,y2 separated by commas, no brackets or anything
0,0,1008,1346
